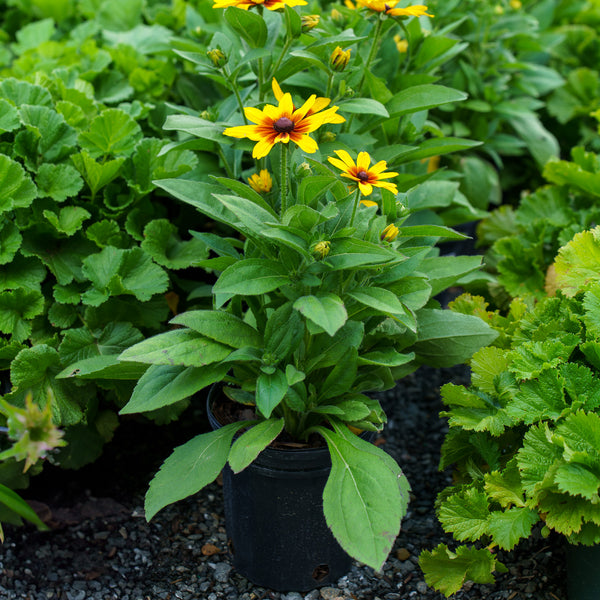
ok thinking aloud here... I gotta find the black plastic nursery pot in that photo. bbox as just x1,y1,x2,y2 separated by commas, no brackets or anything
207,385,353,592
566,544,600,600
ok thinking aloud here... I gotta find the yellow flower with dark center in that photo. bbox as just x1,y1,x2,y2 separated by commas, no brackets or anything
224,93,328,159
272,79,345,126
328,150,399,196
355,0,433,17
213,0,306,9
330,46,352,72
381,223,399,242
248,170,273,193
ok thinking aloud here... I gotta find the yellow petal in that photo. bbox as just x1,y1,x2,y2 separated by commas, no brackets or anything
253,138,276,159
223,124,260,138
332,149,356,169
375,181,399,194
319,106,345,124
358,181,373,195
294,95,317,120
294,134,319,154
374,171,399,180
244,106,267,124
271,78,283,101
360,199,378,207
328,156,351,172
370,160,390,175
356,151,371,171
312,97,331,112
279,93,294,117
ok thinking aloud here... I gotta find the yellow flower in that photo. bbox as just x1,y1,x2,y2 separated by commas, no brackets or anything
330,46,352,72
381,223,399,242
343,0,355,8
248,169,273,193
509,0,522,8
360,199,378,207
213,0,306,9
224,94,329,159
271,78,345,125
355,0,433,17
394,34,408,53
420,155,440,173
313,240,331,259
328,150,398,196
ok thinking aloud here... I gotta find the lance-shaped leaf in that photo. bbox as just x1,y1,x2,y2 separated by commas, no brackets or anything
119,329,232,367
145,422,251,521
319,428,403,571
293,294,347,336
224,6,267,48
170,310,262,348
121,363,230,414
347,288,415,332
256,369,288,418
57,354,148,380
228,418,285,473
213,259,289,296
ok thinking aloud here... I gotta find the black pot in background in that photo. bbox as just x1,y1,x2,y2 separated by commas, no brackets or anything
566,544,600,600
207,385,353,592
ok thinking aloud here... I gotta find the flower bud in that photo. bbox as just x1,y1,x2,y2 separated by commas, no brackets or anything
296,162,312,178
248,169,273,194
381,223,399,242
207,48,227,68
301,14,320,32
393,34,408,53
321,132,337,143
313,241,331,259
331,8,345,25
330,46,351,72
509,0,522,8
344,86,355,98
493,4,504,14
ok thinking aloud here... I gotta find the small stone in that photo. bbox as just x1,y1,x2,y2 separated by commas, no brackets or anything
396,548,410,561
416,581,429,594
212,562,232,583
282,593,303,600
320,587,341,600
304,591,320,600
525,581,537,594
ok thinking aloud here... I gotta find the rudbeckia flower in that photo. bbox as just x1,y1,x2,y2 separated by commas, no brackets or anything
213,0,306,9
224,93,327,159
248,169,273,193
355,0,433,17
271,79,345,126
328,150,399,196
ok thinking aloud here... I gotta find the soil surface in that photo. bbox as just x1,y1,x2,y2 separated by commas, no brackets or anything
0,366,568,600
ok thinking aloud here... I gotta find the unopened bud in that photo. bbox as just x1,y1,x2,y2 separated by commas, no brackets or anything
381,223,399,242
331,8,344,25
200,110,212,121
313,241,331,259
321,131,337,143
493,4,504,14
207,48,227,68
301,14,320,32
297,162,312,177
509,0,522,8
394,34,408,53
344,86,355,98
330,46,351,72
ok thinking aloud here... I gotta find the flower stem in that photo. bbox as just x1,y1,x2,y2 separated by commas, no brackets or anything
217,146,235,180
280,144,289,216
270,36,294,82
357,16,383,96
258,57,265,102
325,71,334,100
399,21,412,74
225,66,248,125
349,187,361,227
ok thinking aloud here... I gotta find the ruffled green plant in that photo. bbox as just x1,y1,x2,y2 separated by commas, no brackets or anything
420,226,600,596
60,0,503,573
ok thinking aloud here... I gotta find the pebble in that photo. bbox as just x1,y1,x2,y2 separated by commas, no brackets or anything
212,562,232,583
320,587,342,600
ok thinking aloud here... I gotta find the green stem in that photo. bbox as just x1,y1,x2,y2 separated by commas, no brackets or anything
357,16,383,97
217,146,235,180
399,21,412,74
269,36,294,82
325,71,334,100
349,186,361,227
280,144,289,216
258,57,265,102
225,66,248,125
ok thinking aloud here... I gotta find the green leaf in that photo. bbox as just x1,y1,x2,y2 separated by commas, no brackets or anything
554,463,600,501
419,256,483,296
0,255,45,292
228,418,285,473
213,259,289,297
338,98,389,118
347,288,415,331
0,79,52,108
256,369,288,418
78,109,142,158
43,207,91,237
544,159,600,199
12,18,55,54
224,6,268,48
439,488,490,541
0,154,37,215
420,544,498,597
293,294,347,337
57,354,147,380
71,151,125,197
487,508,539,550
320,429,403,571
470,347,510,395
36,163,84,203
319,348,358,401
517,424,562,497
0,484,48,532
0,289,44,342
145,422,250,520
119,329,232,367
141,219,208,270
306,321,364,372
484,464,526,509
326,239,398,270
121,363,230,414
264,302,304,363
0,100,20,134
414,309,499,368
555,228,600,296
0,220,22,266
387,84,467,117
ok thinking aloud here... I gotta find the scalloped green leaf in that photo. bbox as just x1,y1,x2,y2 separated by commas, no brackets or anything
78,108,142,158
36,163,84,203
71,151,125,198
43,207,91,237
0,154,37,215
0,289,44,342
0,220,22,265
438,488,490,542
487,507,539,550
0,99,20,134
0,79,52,108
555,227,600,296
0,255,45,292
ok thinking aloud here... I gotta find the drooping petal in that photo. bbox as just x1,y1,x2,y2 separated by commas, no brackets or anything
332,149,356,169
224,124,261,138
252,138,276,159
374,181,399,194
294,95,318,121
272,78,284,101
311,97,331,113
318,106,346,125
293,133,319,154
360,199,378,207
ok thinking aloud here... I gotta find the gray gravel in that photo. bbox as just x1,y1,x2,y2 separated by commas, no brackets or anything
0,366,567,599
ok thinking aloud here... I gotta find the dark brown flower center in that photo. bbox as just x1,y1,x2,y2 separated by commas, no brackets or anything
357,170,370,182
273,117,295,133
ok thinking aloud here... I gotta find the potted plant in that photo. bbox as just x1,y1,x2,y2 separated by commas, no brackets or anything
420,226,600,599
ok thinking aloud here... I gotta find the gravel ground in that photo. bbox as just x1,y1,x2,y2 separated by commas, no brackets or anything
0,366,568,600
